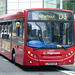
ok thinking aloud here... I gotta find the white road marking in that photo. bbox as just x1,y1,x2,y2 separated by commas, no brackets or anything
61,71,75,75
3,59,8,61
74,63,75,65
61,62,75,66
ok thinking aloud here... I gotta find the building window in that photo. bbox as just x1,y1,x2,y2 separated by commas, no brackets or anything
63,1,70,10
44,0,60,8
0,0,7,15
63,0,75,13
70,2,75,13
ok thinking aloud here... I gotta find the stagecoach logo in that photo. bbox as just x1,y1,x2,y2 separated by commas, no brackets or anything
43,51,47,55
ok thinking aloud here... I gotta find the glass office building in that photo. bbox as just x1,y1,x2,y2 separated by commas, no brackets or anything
63,0,75,13
0,0,7,15
0,0,75,15
44,0,60,8
44,0,75,13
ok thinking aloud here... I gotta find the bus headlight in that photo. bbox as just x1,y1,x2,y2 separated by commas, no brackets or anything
31,54,33,56
68,51,73,56
27,51,37,59
28,51,31,54
68,53,71,55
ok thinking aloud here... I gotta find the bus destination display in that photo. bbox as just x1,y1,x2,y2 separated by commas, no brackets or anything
27,10,73,21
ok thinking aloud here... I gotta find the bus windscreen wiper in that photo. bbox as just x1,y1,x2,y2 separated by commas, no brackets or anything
33,46,44,50
57,45,67,50
33,45,67,50
33,44,56,50
61,45,67,50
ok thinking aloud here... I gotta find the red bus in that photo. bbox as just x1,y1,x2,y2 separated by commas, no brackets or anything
0,8,74,66
74,15,75,62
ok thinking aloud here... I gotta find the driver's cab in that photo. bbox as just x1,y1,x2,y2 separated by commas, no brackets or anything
27,22,42,41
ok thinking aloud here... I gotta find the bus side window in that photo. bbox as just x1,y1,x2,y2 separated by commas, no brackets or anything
2,24,5,39
8,22,12,40
4,25,8,39
0,25,2,38
12,21,18,42
1,22,12,40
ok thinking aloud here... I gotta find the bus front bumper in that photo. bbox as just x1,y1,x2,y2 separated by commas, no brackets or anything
24,53,74,66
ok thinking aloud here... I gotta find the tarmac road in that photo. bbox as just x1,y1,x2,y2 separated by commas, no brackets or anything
0,55,75,75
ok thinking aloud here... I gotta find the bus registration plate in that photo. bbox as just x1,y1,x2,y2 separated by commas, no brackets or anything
45,62,57,65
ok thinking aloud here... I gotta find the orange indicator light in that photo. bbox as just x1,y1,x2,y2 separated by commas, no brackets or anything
28,51,31,54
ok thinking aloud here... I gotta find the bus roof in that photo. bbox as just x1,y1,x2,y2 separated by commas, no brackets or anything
26,8,73,12
0,8,74,20
0,11,24,20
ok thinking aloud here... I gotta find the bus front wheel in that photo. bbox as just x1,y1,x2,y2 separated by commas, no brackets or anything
12,50,15,63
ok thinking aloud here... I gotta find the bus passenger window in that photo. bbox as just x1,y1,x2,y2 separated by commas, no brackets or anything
2,25,5,39
0,22,12,40
8,22,12,40
0,26,4,38
4,25,8,39
0,25,2,38
12,21,18,42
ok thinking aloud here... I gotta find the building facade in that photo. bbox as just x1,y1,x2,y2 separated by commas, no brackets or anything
0,0,75,15
63,0,75,13
44,0,75,13
0,0,7,15
7,0,43,14
44,0,61,8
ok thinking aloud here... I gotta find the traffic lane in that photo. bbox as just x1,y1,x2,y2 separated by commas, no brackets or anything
60,65,75,71
0,55,73,75
0,55,23,73
58,65,75,75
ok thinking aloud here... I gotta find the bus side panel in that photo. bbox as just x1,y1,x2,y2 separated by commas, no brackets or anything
74,16,75,61
11,43,24,65
0,40,24,65
0,40,11,60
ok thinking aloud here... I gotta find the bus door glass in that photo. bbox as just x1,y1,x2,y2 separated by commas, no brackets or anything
16,18,24,45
